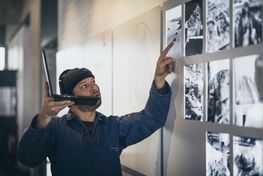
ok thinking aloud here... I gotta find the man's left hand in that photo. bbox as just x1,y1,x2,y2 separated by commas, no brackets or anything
154,41,175,89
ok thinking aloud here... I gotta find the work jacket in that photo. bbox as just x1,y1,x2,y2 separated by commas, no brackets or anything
17,82,171,176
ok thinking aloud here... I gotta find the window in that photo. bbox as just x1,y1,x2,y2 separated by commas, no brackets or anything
0,47,5,70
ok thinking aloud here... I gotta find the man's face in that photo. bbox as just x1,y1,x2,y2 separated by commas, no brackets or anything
73,77,100,97
72,77,102,111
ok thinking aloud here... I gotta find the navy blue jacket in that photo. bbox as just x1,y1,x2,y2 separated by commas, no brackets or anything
17,82,171,176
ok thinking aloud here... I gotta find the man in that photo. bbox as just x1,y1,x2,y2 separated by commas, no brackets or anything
17,42,175,176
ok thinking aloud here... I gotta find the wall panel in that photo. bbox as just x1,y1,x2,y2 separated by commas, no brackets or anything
113,6,161,176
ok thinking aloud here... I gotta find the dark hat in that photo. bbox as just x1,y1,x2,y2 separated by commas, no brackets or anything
59,68,94,95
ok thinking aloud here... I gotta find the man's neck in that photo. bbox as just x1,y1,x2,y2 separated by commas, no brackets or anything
71,107,96,122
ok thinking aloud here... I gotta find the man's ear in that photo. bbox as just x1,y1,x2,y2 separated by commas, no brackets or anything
59,69,71,95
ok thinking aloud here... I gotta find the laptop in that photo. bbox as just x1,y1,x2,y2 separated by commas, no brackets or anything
41,49,100,105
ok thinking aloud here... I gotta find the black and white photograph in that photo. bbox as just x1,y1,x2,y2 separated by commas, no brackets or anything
166,5,182,59
206,0,230,52
233,136,263,176
207,59,230,124
185,0,203,56
234,0,262,47
184,63,204,121
234,55,263,128
206,132,230,176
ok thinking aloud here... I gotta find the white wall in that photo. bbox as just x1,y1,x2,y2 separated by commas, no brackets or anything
56,31,113,116
58,0,166,49
113,6,161,176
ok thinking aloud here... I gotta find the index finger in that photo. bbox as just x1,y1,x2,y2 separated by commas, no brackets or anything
161,41,174,57
50,100,73,107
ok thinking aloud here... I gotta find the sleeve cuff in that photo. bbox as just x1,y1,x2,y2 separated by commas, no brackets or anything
30,114,53,130
153,81,171,95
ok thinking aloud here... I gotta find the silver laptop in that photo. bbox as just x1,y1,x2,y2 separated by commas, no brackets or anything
42,49,100,105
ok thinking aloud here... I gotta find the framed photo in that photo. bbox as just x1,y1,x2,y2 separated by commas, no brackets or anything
165,5,183,59
184,63,204,121
233,55,263,128
233,136,263,176
206,131,230,176
234,0,262,47
207,59,230,124
206,0,230,52
185,0,203,56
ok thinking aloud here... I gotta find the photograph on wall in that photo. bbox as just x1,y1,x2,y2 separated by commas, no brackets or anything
184,63,204,121
206,0,230,52
233,136,263,176
185,0,203,56
206,131,230,176
234,0,262,47
165,5,182,59
207,59,230,124
233,55,263,128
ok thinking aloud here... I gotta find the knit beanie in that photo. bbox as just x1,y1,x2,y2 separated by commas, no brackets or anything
59,68,94,95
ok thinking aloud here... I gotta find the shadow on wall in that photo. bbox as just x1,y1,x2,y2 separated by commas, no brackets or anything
163,74,179,172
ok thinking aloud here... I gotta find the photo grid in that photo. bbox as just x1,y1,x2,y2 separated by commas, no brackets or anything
164,0,263,174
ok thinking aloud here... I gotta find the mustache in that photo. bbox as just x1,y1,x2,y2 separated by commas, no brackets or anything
92,91,101,97
91,85,101,97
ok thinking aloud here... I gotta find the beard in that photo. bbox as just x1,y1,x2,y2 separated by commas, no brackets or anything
77,98,102,112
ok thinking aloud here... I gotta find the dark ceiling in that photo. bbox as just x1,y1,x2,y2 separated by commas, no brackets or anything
0,0,58,46
0,0,23,25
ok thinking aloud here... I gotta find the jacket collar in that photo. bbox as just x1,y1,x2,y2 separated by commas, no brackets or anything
65,110,105,128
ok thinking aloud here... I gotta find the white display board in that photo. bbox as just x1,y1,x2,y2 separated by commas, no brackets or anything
113,6,161,176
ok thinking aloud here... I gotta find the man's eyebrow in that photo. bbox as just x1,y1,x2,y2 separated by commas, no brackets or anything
79,81,86,84
78,78,94,85
78,80,87,85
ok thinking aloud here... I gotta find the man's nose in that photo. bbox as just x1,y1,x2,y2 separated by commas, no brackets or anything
90,84,99,93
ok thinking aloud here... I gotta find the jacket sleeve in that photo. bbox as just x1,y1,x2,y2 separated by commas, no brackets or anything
17,115,56,167
118,81,171,149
